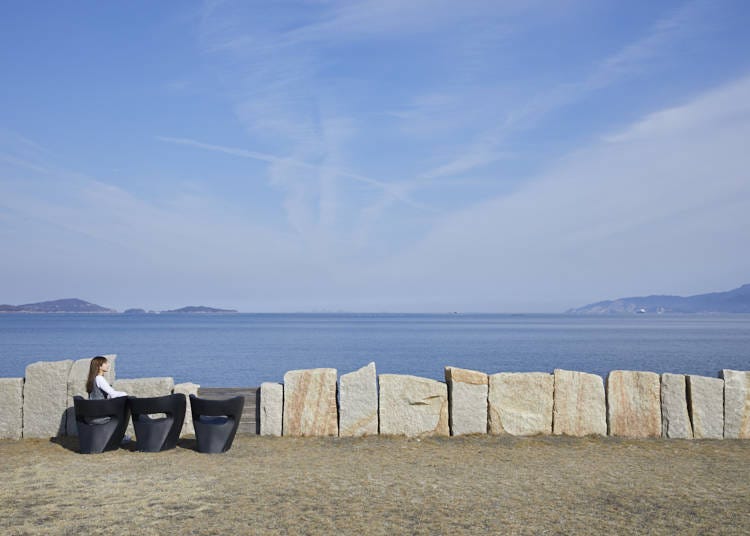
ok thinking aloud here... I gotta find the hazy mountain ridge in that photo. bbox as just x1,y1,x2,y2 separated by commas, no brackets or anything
568,284,750,314
0,298,116,313
0,299,237,314
161,306,238,314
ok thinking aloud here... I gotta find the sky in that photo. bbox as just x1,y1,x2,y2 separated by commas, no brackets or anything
1,0,749,312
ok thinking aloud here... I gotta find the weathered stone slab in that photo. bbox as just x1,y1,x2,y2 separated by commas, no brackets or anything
607,370,661,438
379,374,449,437
114,377,175,436
721,370,750,439
687,375,724,439
340,362,378,437
65,354,117,436
23,360,74,438
661,373,692,439
553,369,606,436
445,367,488,436
259,382,284,437
0,378,24,440
488,372,553,436
174,382,200,437
282,368,338,437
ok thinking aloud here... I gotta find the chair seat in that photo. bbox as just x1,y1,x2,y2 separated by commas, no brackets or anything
198,415,231,426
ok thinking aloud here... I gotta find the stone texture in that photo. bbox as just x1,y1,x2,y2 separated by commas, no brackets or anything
553,369,606,437
607,370,661,438
114,377,175,436
259,382,284,437
379,374,449,437
339,362,378,437
65,354,117,436
0,378,24,440
282,368,338,437
687,375,724,439
23,360,74,438
173,382,200,437
721,370,750,439
660,373,692,439
445,367,488,436
488,372,553,436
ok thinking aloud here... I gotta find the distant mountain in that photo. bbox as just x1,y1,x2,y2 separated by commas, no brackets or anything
568,284,750,314
123,308,149,315
161,306,238,314
0,298,116,313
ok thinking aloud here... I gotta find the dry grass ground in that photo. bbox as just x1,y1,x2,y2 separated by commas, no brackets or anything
1,434,748,535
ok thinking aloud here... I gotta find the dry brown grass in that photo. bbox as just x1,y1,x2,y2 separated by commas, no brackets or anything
1,434,749,535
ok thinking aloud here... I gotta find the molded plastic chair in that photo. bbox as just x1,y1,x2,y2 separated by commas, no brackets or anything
189,394,244,453
73,396,131,454
129,394,186,452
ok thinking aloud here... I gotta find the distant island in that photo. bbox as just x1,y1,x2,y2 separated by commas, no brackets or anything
568,283,750,314
0,299,238,314
0,298,116,314
161,306,238,314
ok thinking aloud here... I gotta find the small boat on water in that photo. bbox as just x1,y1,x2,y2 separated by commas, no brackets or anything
636,308,647,314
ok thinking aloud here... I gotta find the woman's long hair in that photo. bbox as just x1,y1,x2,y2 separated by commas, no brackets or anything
86,356,108,394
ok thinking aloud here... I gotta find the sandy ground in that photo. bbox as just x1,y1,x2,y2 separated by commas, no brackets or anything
1,434,748,535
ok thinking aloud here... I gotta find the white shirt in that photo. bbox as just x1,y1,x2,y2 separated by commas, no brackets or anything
96,375,127,398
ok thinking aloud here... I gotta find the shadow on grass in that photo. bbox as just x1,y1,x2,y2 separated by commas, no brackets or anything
50,436,143,453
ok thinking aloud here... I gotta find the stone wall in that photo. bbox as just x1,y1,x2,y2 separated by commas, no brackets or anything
255,365,750,440
0,356,195,440
2,359,749,442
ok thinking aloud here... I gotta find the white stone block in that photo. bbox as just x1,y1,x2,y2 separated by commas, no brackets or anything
260,382,284,437
379,374,449,437
661,373,692,439
445,367,488,436
687,375,724,439
722,370,750,439
23,360,73,438
173,382,200,437
553,369,606,437
607,370,661,438
0,378,24,440
340,363,378,437
282,368,338,437
489,372,553,436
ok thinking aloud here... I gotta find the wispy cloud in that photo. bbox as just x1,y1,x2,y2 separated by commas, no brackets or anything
156,135,426,208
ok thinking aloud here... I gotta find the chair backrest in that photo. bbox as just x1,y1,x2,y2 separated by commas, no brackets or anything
189,394,244,420
73,395,129,422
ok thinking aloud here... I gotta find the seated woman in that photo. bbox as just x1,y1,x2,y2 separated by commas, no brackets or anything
84,356,128,425
87,355,127,400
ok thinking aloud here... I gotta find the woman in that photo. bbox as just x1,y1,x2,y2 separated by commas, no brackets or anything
86,355,127,399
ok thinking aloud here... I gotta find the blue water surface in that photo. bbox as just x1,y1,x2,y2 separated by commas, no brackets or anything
0,313,748,386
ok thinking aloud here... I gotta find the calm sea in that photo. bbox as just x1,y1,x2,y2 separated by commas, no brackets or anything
0,313,748,386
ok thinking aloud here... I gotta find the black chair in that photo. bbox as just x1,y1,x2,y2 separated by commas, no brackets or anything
128,394,186,452
189,395,244,453
73,396,131,454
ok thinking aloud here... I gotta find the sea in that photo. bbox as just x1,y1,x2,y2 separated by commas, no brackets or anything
1,313,749,387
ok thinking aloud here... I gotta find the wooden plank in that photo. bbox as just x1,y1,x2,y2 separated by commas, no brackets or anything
197,387,259,435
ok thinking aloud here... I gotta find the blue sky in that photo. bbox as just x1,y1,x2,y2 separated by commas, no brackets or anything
1,0,749,312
